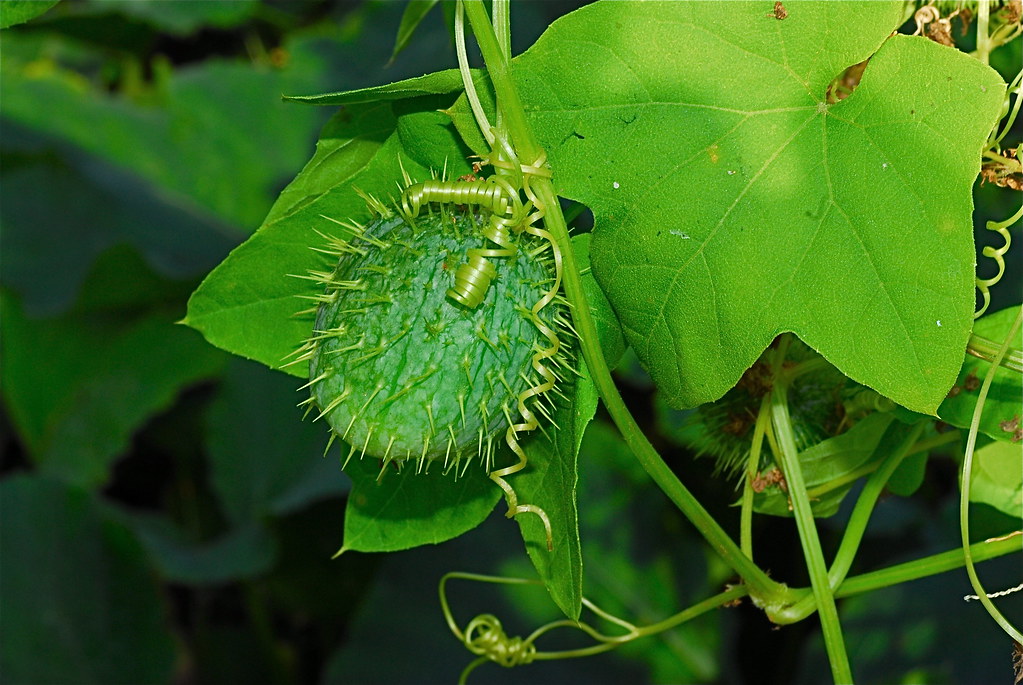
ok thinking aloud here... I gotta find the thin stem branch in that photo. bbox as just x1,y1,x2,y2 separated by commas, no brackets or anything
770,337,852,684
960,305,1023,642
773,532,1021,623
741,397,771,559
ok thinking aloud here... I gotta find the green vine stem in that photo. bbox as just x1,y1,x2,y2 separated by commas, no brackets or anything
740,397,772,559
769,336,852,684
976,0,993,65
960,304,1023,643
967,331,1023,372
461,0,789,608
778,532,1021,623
440,571,747,677
441,531,1021,679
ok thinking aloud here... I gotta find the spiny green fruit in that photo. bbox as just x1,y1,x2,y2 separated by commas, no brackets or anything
294,199,565,473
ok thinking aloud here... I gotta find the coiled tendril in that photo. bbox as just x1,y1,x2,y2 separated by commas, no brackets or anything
438,571,749,684
401,175,525,308
975,204,1019,318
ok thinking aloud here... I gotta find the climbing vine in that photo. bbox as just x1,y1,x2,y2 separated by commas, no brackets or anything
184,1,1023,682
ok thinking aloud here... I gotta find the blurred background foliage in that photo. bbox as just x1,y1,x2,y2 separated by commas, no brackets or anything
0,1,1020,683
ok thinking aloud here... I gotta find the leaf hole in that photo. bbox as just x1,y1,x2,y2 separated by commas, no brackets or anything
824,59,869,104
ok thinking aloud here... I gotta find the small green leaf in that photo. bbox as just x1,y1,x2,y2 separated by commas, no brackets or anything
394,96,475,171
284,69,469,105
0,291,225,488
389,0,440,64
0,475,177,684
206,359,350,524
184,99,470,377
967,440,1022,518
0,0,59,29
886,451,928,497
470,1,1004,414
939,306,1023,443
339,457,501,553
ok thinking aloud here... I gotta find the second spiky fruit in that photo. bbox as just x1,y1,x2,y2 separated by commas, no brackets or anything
304,203,561,471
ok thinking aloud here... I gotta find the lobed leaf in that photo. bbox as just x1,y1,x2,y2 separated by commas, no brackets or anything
468,0,1005,414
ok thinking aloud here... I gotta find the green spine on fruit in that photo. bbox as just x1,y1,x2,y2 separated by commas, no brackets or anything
292,191,565,475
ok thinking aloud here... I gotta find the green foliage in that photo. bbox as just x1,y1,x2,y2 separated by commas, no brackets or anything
2,1,1020,683
185,101,471,376
125,515,278,585
968,439,1023,518
390,0,441,63
206,359,350,523
340,457,500,552
0,291,225,487
0,476,177,683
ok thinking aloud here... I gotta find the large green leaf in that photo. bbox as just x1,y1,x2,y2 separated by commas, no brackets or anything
575,233,627,368
0,475,177,684
206,359,350,523
184,98,472,377
939,306,1023,443
465,1,1004,414
0,291,225,488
